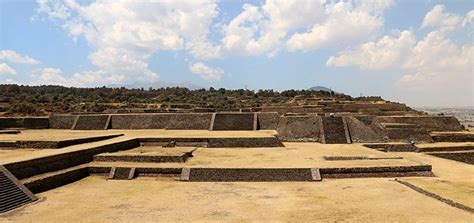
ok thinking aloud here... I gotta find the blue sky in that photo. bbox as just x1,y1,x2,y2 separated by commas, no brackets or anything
0,0,472,107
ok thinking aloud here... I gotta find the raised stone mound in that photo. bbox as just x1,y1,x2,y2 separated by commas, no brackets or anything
321,116,350,144
256,112,280,130
73,115,110,130
376,116,463,132
364,143,417,152
431,132,474,142
277,115,321,141
138,137,283,148
0,165,37,213
427,151,474,164
211,113,256,131
93,147,194,163
49,115,78,129
345,116,386,143
320,165,432,178
207,137,283,148
180,168,321,181
384,128,433,143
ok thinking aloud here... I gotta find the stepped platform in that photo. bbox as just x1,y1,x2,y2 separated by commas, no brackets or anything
416,142,474,152
431,132,474,142
0,130,122,149
426,150,474,165
93,147,195,163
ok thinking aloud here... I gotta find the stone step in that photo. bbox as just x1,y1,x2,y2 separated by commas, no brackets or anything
0,165,37,213
322,116,350,144
21,165,89,194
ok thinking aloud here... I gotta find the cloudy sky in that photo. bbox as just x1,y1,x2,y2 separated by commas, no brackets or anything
0,0,472,106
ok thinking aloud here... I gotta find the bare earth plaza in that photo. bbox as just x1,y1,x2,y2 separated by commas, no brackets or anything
0,96,473,222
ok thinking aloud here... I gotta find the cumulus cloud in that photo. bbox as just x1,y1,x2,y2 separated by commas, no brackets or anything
0,50,40,64
188,62,223,81
326,30,416,70
396,31,473,106
221,0,326,56
30,67,126,87
287,0,394,52
36,0,219,84
0,63,17,75
422,4,462,31
326,5,473,106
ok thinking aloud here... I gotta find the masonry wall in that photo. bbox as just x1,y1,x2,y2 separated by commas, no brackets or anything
277,115,322,141
257,112,280,130
0,117,49,129
376,116,463,132
49,115,77,129
212,113,255,130
110,113,213,129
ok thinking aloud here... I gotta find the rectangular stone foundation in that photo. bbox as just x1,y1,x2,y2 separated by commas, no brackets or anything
180,168,321,182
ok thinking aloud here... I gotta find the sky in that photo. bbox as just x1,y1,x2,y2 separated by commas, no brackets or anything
0,0,472,107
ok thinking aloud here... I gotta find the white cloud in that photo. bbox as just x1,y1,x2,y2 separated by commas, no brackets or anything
463,10,474,27
30,67,69,86
36,0,219,83
287,0,394,52
326,30,416,70
422,5,462,32
221,0,326,56
0,50,40,64
30,67,126,87
188,62,223,81
326,4,473,106
0,63,17,75
396,31,473,106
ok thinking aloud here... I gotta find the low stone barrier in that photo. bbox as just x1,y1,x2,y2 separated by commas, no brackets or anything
180,168,321,181
0,117,49,129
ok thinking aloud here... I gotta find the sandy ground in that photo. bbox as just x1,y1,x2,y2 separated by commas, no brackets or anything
0,130,121,142
1,176,472,222
399,152,474,208
416,142,474,148
184,143,422,168
0,129,276,164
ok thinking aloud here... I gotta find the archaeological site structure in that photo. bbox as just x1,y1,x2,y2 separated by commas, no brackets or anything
0,96,473,221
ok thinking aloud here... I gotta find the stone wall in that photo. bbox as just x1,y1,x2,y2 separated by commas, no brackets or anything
110,113,213,129
49,115,78,129
211,113,255,130
256,112,280,130
73,115,110,130
376,116,463,132
0,117,49,129
277,115,321,142
345,116,387,143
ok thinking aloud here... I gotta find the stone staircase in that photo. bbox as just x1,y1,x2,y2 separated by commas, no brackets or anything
0,165,37,213
321,116,351,144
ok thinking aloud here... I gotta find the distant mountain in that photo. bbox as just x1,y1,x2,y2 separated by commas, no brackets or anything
109,81,203,90
308,86,334,93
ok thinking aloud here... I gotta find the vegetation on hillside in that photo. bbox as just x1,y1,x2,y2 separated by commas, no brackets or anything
0,84,357,116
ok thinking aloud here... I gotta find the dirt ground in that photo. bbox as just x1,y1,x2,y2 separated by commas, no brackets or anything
1,176,472,222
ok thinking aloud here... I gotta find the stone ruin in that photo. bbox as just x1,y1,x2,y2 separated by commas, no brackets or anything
0,98,473,214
